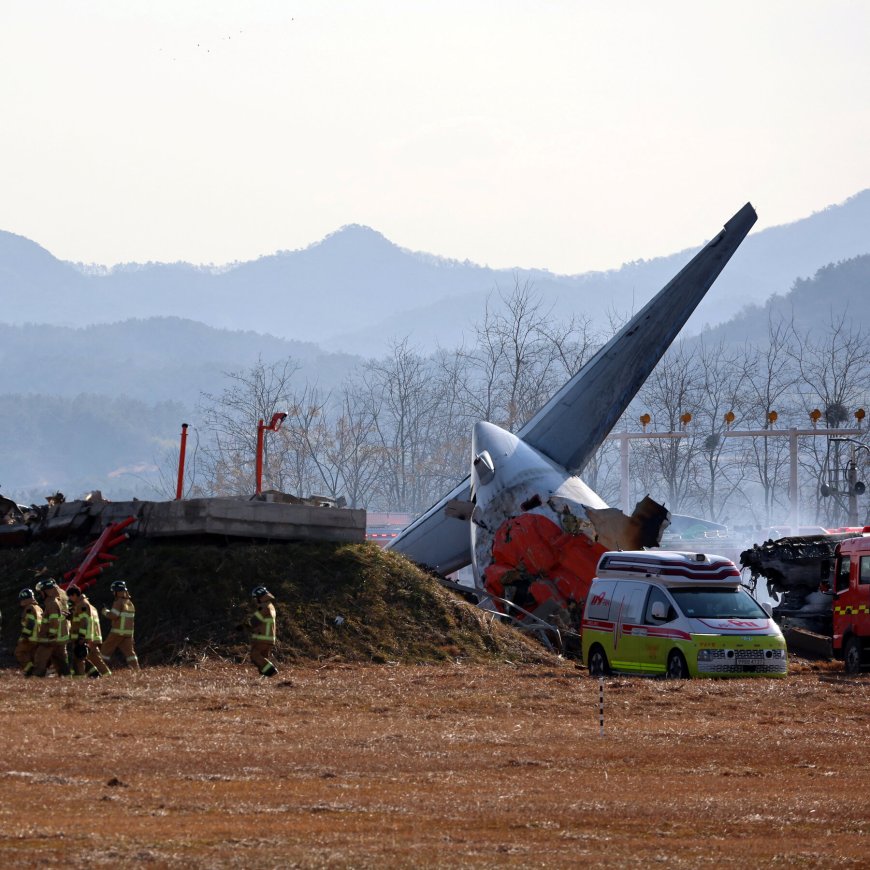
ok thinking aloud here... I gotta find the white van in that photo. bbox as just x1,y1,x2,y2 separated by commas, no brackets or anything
581,550,787,678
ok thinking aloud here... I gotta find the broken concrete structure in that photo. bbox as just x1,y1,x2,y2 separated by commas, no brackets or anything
0,492,366,548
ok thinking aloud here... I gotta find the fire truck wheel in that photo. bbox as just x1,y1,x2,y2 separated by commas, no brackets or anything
844,636,864,674
666,650,689,679
588,645,611,677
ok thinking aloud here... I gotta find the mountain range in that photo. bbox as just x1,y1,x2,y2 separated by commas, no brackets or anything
2,190,870,500
2,191,869,357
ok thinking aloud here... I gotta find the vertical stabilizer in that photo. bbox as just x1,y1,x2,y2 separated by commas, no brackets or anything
519,203,757,472
388,204,757,573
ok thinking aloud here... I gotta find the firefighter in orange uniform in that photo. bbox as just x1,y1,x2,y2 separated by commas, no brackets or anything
245,586,278,677
15,588,42,677
67,586,112,677
31,579,72,677
100,580,140,670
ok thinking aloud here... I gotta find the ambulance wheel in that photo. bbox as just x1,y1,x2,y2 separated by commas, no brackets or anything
588,645,611,677
666,650,689,679
844,636,864,674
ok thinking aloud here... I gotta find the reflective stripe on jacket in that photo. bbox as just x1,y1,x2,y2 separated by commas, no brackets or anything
72,600,103,643
20,604,42,640
39,599,70,643
108,598,135,637
251,603,276,642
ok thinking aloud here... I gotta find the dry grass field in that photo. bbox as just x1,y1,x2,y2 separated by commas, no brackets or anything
1,657,869,869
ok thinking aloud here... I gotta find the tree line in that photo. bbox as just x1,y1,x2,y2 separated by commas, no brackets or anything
164,281,870,532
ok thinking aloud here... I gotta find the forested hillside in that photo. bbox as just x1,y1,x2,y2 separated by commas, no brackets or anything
698,254,870,346
0,318,359,404
0,319,361,502
0,394,185,503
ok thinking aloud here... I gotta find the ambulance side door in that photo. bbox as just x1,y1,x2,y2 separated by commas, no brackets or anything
641,584,678,674
582,579,617,662
610,581,650,672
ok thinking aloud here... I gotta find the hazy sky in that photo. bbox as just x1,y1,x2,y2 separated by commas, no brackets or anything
2,0,869,273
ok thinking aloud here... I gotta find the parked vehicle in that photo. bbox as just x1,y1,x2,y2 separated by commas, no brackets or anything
740,528,870,671
830,535,870,672
581,550,787,678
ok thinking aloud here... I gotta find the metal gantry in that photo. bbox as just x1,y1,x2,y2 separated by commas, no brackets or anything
608,410,865,534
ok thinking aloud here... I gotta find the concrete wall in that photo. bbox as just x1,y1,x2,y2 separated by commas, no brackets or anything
12,497,366,546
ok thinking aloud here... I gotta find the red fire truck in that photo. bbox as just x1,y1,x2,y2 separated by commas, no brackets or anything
832,533,870,673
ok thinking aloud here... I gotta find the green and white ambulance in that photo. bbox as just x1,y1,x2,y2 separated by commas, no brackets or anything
581,550,787,678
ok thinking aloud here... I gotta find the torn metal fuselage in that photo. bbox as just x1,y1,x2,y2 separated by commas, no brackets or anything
387,204,757,648
469,421,669,637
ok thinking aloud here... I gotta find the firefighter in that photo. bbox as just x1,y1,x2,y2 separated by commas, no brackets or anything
67,586,111,677
31,579,72,677
100,580,140,670
244,585,278,677
14,588,42,677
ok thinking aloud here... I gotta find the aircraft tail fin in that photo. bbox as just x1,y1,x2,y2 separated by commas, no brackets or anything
519,203,757,472
388,203,757,573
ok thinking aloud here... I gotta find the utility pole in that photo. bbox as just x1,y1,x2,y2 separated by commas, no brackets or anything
847,453,859,527
828,437,870,528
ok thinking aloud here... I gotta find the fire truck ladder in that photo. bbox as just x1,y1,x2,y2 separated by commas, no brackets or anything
61,515,137,592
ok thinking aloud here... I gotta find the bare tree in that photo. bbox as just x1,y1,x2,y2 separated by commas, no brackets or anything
457,277,600,432
790,311,870,526
428,347,475,493
690,339,754,523
632,342,703,515
491,283,563,429
323,384,383,508
270,384,330,497
362,338,446,513
739,315,799,527
197,357,301,495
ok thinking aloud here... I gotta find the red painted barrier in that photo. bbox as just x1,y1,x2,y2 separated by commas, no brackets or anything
61,515,137,592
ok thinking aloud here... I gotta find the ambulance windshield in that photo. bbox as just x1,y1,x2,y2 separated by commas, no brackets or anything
669,586,767,619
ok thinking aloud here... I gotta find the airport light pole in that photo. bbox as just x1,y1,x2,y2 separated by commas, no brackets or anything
255,412,288,495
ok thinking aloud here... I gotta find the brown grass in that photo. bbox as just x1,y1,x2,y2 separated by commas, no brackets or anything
1,659,869,868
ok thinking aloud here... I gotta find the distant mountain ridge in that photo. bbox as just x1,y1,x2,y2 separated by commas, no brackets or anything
696,253,870,347
2,191,869,356
0,318,360,405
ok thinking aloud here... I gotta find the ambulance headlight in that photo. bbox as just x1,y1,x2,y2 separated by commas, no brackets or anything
697,649,715,662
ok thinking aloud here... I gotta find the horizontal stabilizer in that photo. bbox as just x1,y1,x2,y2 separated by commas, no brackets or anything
385,479,472,575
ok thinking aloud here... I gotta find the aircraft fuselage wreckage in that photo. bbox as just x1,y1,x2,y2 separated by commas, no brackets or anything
388,204,758,644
